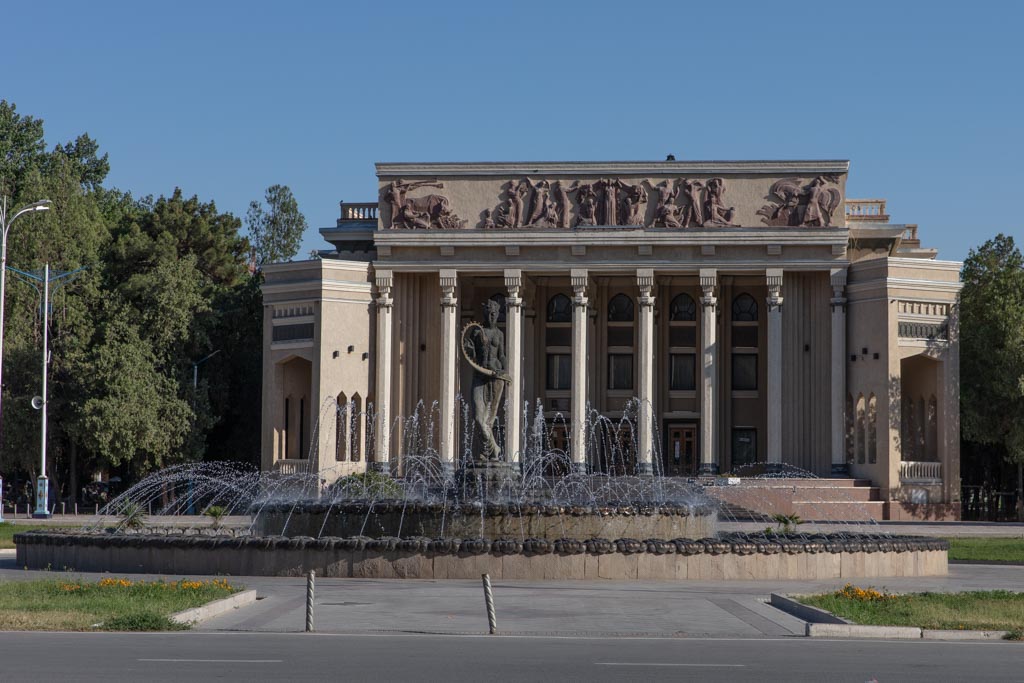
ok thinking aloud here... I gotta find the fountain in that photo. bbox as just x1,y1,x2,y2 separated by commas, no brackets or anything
13,395,948,580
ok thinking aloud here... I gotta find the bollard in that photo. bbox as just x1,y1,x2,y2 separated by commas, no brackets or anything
74,503,78,516
481,573,497,635
305,570,315,632
61,502,65,516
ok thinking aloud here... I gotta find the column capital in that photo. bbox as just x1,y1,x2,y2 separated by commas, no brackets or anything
699,268,717,307
504,268,523,305
830,267,848,310
571,268,588,307
766,268,784,312
439,269,457,308
374,269,393,307
636,268,655,306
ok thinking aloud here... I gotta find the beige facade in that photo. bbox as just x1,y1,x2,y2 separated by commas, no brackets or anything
260,163,961,520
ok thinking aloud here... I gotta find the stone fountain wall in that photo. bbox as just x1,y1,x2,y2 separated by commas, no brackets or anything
15,531,948,580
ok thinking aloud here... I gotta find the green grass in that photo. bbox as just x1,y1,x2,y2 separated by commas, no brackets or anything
946,537,1024,564
0,522,86,549
800,586,1024,632
0,577,239,631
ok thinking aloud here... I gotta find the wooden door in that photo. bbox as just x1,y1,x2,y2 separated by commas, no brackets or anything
665,425,697,476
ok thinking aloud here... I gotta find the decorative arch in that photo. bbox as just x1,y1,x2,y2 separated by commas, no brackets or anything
351,393,363,462
731,293,758,322
669,293,696,322
607,293,634,322
547,294,572,323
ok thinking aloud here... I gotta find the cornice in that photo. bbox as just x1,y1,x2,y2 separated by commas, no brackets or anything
376,160,850,178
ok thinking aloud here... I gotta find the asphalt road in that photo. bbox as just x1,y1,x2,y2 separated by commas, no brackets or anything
0,631,1019,682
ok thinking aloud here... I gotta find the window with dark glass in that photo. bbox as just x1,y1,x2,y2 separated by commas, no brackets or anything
547,353,571,390
731,293,758,321
669,354,696,391
731,354,758,391
669,293,696,321
547,294,572,323
607,293,634,322
608,354,634,390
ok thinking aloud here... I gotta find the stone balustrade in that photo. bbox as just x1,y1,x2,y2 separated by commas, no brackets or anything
900,460,942,484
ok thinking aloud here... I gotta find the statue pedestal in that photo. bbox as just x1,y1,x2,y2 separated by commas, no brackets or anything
456,460,519,501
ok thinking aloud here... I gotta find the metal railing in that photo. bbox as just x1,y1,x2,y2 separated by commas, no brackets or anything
900,460,942,483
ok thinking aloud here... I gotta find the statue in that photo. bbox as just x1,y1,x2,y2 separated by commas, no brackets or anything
552,181,574,228
593,178,621,225
495,179,530,228
703,178,737,226
526,178,551,225
383,179,442,227
384,179,467,229
480,208,496,229
648,179,680,227
618,181,648,225
574,182,598,226
758,175,842,227
461,300,510,461
681,179,704,227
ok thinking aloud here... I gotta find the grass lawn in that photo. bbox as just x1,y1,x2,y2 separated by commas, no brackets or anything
946,537,1024,564
800,585,1024,633
0,577,239,631
0,523,86,549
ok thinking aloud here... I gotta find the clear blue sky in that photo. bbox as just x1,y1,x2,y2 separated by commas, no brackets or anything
4,0,1022,261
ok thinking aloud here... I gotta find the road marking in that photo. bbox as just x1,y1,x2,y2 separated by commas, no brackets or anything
138,659,283,663
596,663,745,668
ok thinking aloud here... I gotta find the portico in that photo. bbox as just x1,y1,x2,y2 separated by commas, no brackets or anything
260,161,962,520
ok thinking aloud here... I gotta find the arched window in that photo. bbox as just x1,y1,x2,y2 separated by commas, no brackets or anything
867,394,877,464
669,293,696,322
336,392,348,461
488,293,507,323
547,294,572,323
607,293,634,322
351,393,362,462
855,394,866,465
731,293,758,322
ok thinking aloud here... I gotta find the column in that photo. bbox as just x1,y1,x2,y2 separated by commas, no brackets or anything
636,269,655,475
570,269,589,472
504,269,523,466
830,268,848,475
372,270,393,472
439,269,458,477
699,269,719,475
766,269,784,465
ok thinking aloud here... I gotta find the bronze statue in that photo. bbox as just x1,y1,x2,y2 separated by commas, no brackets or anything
703,178,736,226
758,175,841,227
681,179,704,227
461,300,510,460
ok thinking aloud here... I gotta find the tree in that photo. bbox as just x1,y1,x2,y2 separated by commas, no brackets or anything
959,234,1024,518
246,184,308,266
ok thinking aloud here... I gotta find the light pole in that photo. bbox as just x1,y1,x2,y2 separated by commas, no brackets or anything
0,198,52,441
9,264,84,518
192,349,221,391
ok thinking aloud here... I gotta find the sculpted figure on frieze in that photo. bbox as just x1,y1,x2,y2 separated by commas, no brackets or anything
526,178,552,226
680,179,704,227
383,179,442,227
495,179,530,229
593,178,622,226
552,180,574,228
703,178,737,226
574,182,598,226
384,179,467,229
618,181,648,226
758,175,842,227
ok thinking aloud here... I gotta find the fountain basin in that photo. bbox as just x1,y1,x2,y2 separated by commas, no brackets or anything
257,500,717,541
14,531,949,580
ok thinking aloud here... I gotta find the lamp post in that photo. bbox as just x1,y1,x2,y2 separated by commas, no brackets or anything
0,198,52,440
9,264,84,518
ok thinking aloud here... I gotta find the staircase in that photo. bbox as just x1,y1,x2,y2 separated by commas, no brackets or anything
707,478,885,522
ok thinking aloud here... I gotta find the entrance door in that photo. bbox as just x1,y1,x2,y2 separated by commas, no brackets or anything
731,428,757,469
665,425,697,476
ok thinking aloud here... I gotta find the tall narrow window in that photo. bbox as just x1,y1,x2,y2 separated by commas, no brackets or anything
731,293,759,392
336,393,348,461
547,294,572,323
867,393,877,464
351,393,363,461
299,398,305,459
668,293,698,393
284,397,290,459
856,394,866,465
545,293,573,396
669,354,696,391
607,293,635,392
547,354,571,390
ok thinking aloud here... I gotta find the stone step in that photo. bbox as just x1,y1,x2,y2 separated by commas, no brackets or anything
725,485,881,502
790,501,887,522
734,478,874,488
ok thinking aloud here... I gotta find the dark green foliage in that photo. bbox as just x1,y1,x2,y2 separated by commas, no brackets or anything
104,612,188,632
246,184,308,266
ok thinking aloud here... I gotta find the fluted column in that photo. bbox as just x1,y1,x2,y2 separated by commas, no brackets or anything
570,269,589,472
504,269,523,466
830,268,848,475
699,269,719,475
637,269,655,475
372,270,394,472
766,269,784,465
439,269,458,478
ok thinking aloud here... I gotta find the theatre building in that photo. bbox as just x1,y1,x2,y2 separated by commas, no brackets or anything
260,160,961,520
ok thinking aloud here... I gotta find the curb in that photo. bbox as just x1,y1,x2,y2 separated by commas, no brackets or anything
170,589,258,626
922,629,1010,641
807,623,922,639
769,593,847,625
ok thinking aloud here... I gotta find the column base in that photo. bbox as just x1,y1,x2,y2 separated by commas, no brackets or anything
831,463,851,476
636,462,654,476
698,463,720,476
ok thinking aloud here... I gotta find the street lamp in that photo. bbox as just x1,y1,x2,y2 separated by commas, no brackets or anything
0,197,52,438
